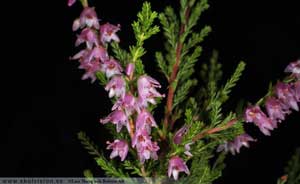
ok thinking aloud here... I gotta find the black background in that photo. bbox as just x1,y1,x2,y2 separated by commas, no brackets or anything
1,0,300,183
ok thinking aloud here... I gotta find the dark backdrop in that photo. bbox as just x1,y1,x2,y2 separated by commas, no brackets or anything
1,0,300,183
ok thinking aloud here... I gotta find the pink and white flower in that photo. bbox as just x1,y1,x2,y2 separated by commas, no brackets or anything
88,46,109,63
125,63,135,79
100,109,129,133
135,109,157,133
105,76,126,98
102,58,123,78
68,0,76,7
217,134,255,155
294,81,300,102
79,7,100,30
78,60,101,83
100,23,121,44
244,105,275,136
285,60,300,79
173,125,189,144
132,129,160,163
168,156,190,180
112,93,136,116
265,97,290,123
75,28,99,49
106,139,129,161
137,75,165,107
276,82,299,111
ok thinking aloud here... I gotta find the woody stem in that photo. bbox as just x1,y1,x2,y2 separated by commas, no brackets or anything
192,119,238,142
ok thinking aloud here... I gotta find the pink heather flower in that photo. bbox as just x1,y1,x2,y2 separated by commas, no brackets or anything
137,75,165,107
104,76,126,98
168,156,190,180
217,134,255,155
88,46,109,63
132,129,159,163
285,60,300,79
79,60,101,83
68,0,76,7
184,142,193,157
173,125,189,144
100,23,120,44
294,81,300,101
244,105,275,136
135,109,157,133
100,110,129,133
75,28,99,49
80,7,100,30
71,49,90,61
276,82,299,111
112,93,136,116
125,63,135,79
102,58,123,78
106,139,129,161
265,97,290,123
72,19,81,31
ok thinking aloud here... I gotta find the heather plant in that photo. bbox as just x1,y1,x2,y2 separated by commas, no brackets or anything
68,0,300,183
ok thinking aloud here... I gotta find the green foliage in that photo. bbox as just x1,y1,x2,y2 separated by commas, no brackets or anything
132,2,160,46
178,147,225,184
284,148,300,184
219,61,246,103
123,160,142,176
95,72,107,86
77,131,128,177
110,42,129,67
130,2,160,76
173,79,198,109
83,170,95,184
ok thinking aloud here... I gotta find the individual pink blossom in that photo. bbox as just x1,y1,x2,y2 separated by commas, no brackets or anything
68,0,76,7
135,109,157,133
106,139,129,161
294,81,300,101
112,93,136,116
79,7,100,30
71,48,90,61
100,110,129,133
104,76,126,98
75,28,99,49
285,60,300,79
72,19,81,31
173,125,189,144
100,23,120,44
136,140,160,163
276,82,299,111
137,75,165,107
184,142,193,157
265,97,290,123
244,105,275,136
217,134,255,155
88,46,109,63
102,58,123,78
168,156,190,180
125,63,135,79
132,129,159,163
78,60,101,83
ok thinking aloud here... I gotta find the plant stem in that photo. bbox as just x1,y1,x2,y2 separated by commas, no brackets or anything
80,0,88,7
163,6,191,132
192,119,238,142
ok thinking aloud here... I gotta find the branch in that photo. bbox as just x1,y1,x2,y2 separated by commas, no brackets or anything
164,6,191,131
192,119,238,142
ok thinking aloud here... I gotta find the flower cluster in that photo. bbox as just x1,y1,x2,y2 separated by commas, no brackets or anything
69,1,164,164
218,60,299,155
217,134,255,155
244,60,300,136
